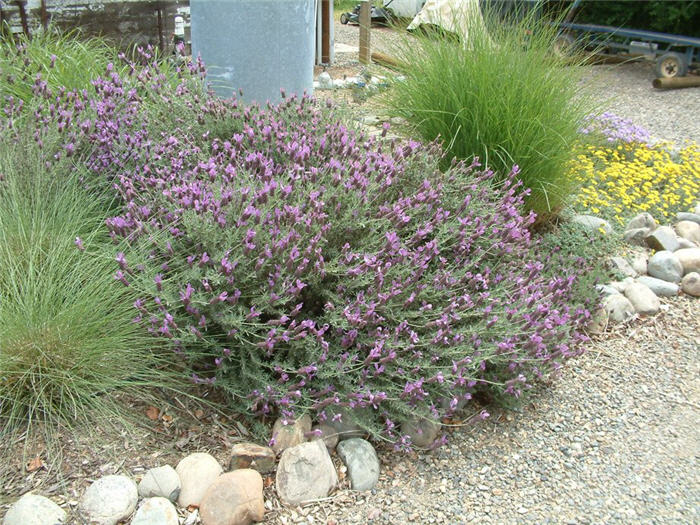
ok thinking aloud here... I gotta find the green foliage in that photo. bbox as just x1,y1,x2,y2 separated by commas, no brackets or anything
0,129,180,438
0,28,121,102
574,0,700,38
382,4,597,219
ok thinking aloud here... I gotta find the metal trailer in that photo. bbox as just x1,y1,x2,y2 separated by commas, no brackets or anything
553,0,700,78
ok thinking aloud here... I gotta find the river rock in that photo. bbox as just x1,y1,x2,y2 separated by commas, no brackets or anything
401,418,441,448
131,497,179,525
626,212,657,231
317,72,333,90
644,226,679,252
199,469,264,525
138,465,181,502
647,251,683,283
623,283,660,316
677,238,698,249
271,414,312,454
623,227,650,247
79,475,138,525
681,272,700,296
602,294,635,323
609,277,635,293
312,424,339,451
627,252,648,275
674,247,700,274
325,408,366,441
229,443,276,473
572,214,613,235
276,440,338,505
3,493,66,525
596,284,620,296
635,276,679,297
176,453,223,508
609,256,637,277
675,220,700,244
336,439,380,491
676,212,700,225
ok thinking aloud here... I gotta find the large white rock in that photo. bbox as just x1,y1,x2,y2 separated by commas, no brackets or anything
3,493,66,525
674,248,700,275
624,283,660,316
175,453,223,508
626,212,657,231
138,465,181,502
628,252,648,275
674,220,700,244
636,276,679,297
276,439,338,505
79,475,138,525
644,226,680,252
336,439,380,491
676,212,700,225
608,256,637,278
572,214,613,235
131,497,179,525
602,294,635,323
647,251,683,283
681,272,700,296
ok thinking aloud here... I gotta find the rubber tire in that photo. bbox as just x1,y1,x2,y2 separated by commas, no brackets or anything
340,13,349,25
655,52,688,78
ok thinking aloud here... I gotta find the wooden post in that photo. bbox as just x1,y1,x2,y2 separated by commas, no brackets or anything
40,0,48,31
321,0,331,64
156,3,165,53
652,75,700,90
15,1,30,38
359,0,370,65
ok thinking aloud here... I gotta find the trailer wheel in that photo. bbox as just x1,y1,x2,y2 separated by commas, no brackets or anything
340,13,349,25
655,53,688,78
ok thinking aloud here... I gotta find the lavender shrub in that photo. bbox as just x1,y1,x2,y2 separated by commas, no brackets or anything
2,51,593,448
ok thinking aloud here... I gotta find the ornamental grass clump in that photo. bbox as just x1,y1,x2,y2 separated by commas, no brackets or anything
383,4,597,220
0,130,180,438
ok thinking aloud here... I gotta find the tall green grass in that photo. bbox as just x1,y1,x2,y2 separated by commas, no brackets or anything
383,4,598,219
0,28,122,102
0,131,180,439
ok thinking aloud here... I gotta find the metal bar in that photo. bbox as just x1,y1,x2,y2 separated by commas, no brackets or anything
560,22,700,47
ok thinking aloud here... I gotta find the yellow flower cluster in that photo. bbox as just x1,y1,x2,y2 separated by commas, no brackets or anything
572,141,700,224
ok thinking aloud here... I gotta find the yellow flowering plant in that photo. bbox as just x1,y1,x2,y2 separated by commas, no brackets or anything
572,115,699,225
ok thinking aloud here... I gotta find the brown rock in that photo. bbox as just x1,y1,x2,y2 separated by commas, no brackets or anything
175,453,223,508
271,414,312,455
229,443,276,473
199,470,264,525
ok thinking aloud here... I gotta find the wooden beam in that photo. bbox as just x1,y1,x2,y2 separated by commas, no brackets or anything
359,0,370,65
652,75,700,90
321,0,330,64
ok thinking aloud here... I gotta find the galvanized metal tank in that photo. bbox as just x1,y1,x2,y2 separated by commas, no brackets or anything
191,0,316,104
